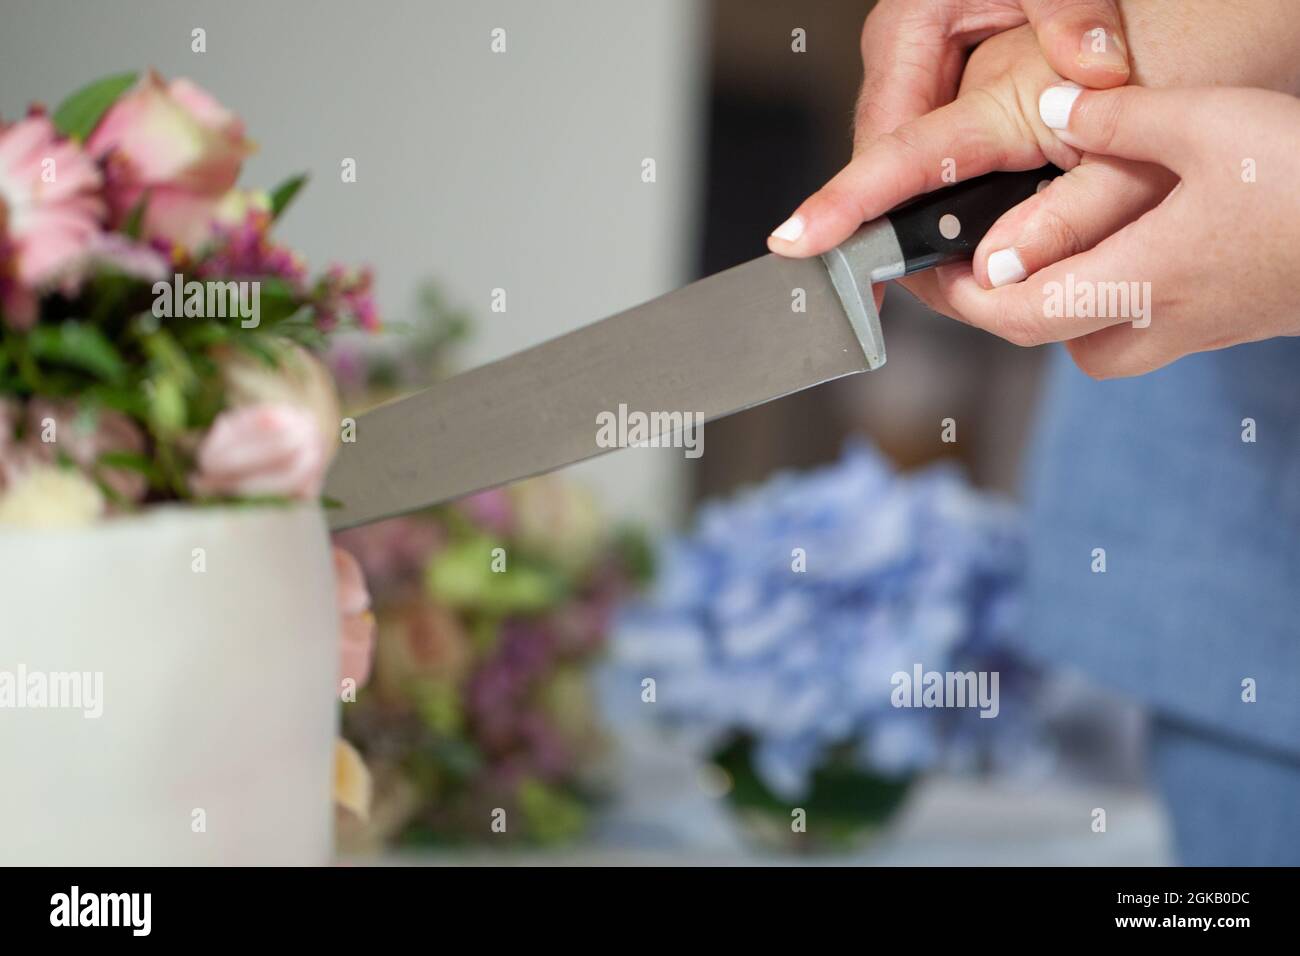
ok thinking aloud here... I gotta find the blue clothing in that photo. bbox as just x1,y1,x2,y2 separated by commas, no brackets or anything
1023,343,1300,863
1152,716,1300,865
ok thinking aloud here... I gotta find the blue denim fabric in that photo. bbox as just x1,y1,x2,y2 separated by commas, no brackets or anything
1022,342,1300,862
1151,716,1300,865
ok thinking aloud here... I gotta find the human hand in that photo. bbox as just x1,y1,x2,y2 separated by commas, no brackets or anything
769,0,1300,321
768,23,1173,321
844,0,1130,153
936,84,1300,377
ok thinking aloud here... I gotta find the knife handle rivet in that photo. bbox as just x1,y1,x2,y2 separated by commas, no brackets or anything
938,213,961,240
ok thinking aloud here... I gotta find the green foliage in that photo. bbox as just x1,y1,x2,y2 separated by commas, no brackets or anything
120,192,150,239
426,535,565,614
27,321,125,384
268,173,308,220
517,779,587,844
52,71,137,141
409,677,463,737
713,736,913,849
4,68,392,520
613,523,657,585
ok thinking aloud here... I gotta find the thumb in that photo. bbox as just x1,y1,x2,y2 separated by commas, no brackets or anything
1037,83,1202,174
1022,0,1130,89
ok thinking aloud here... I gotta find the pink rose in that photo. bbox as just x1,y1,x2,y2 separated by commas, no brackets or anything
215,342,341,458
0,114,104,327
334,546,376,692
87,72,252,250
190,403,327,499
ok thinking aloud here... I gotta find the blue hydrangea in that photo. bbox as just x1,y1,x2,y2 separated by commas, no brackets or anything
611,442,1037,799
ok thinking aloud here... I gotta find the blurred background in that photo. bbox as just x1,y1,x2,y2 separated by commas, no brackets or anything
2,0,1165,863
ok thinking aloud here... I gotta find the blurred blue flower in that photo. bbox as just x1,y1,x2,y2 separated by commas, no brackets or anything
611,442,1038,799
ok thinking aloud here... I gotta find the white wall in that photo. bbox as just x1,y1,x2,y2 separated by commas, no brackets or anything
0,0,705,527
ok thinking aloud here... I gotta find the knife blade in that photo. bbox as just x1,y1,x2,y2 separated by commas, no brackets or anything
326,165,1060,530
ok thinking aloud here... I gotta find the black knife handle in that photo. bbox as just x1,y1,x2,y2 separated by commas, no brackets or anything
890,164,1064,275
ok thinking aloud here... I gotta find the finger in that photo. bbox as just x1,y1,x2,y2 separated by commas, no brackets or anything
852,4,965,150
939,200,1178,346
973,156,1178,288
1022,0,1130,88
894,271,961,320
768,91,1039,257
1064,321,1174,379
1037,83,1203,173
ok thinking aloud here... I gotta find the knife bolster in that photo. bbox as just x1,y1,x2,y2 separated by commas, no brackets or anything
820,218,903,371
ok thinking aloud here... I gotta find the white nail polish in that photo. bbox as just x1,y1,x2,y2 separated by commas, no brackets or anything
1039,83,1082,131
771,214,804,242
987,248,1027,287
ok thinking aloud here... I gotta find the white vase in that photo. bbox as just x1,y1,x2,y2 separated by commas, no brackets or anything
0,504,339,865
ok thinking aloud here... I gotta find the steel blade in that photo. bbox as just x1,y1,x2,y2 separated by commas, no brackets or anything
326,253,871,530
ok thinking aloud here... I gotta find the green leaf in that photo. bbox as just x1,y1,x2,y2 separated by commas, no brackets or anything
713,736,913,836
146,375,187,436
28,322,126,383
83,383,149,420
52,71,138,141
268,173,308,220
121,191,150,239
141,328,197,391
96,450,163,489
426,536,564,613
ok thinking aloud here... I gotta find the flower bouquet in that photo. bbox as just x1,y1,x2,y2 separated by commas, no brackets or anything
612,443,1038,853
330,324,651,851
0,71,377,864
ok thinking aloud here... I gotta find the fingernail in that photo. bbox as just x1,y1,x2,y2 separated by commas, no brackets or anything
770,214,804,242
1039,82,1082,131
1078,28,1128,72
987,248,1027,288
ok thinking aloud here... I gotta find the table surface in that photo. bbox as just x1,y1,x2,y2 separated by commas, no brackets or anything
357,774,1172,867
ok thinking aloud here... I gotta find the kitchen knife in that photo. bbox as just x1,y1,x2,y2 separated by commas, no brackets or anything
326,164,1061,530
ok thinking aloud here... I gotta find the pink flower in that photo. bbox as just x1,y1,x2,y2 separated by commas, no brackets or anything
190,403,327,499
314,265,379,332
215,341,341,458
0,113,105,327
457,488,514,536
88,72,252,251
332,516,445,597
334,546,376,692
198,206,306,285
24,398,149,504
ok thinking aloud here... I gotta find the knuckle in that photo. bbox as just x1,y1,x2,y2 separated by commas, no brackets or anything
962,86,1026,166
989,299,1043,348
1082,93,1125,153
879,125,925,164
874,127,934,194
1032,204,1088,260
